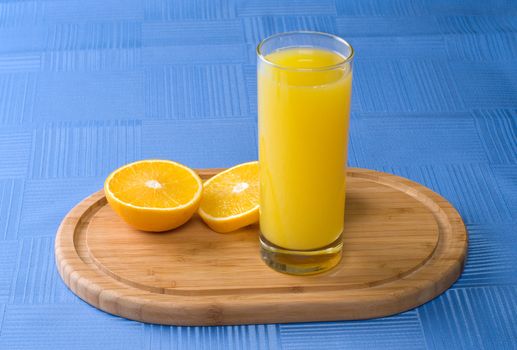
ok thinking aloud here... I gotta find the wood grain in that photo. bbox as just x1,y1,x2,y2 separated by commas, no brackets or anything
55,168,467,325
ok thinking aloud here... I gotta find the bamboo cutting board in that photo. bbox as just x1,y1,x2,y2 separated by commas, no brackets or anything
55,168,467,326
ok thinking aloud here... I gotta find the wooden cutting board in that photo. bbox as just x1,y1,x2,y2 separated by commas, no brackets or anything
55,168,467,326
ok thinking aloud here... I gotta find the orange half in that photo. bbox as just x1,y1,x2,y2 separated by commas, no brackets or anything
199,161,259,233
104,159,202,232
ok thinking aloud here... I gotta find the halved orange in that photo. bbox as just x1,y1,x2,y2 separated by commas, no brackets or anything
199,161,259,233
104,159,202,232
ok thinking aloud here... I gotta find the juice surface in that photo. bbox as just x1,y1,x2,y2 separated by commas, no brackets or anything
258,47,352,250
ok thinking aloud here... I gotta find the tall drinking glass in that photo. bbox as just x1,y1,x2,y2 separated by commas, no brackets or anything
257,32,354,275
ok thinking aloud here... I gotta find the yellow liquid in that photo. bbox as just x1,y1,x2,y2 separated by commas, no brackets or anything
258,47,352,251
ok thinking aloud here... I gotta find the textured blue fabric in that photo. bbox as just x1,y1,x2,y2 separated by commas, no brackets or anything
0,1,516,349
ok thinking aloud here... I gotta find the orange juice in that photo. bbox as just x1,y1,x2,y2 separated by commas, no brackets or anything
258,47,352,251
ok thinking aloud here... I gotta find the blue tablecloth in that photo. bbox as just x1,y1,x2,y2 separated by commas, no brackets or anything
0,1,516,349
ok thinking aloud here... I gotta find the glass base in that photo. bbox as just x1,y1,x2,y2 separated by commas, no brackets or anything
259,234,343,275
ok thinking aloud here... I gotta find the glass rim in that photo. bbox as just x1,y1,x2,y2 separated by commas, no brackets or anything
256,31,354,72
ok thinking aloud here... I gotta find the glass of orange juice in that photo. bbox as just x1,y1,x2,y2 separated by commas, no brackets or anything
257,32,354,275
